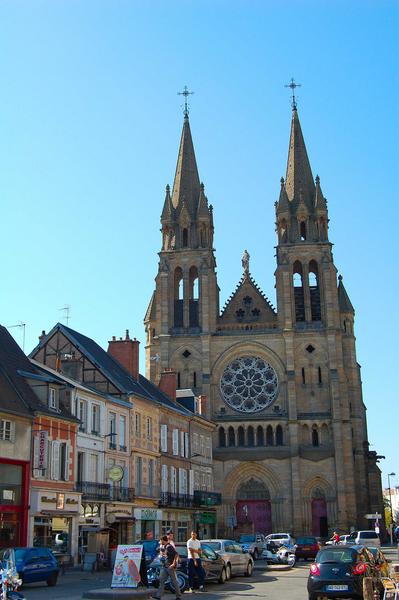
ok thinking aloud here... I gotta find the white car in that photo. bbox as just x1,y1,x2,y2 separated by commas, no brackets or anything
202,539,254,579
325,534,351,546
264,533,295,549
346,530,381,548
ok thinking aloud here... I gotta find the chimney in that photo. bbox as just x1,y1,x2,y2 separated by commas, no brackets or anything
107,329,140,379
159,368,177,402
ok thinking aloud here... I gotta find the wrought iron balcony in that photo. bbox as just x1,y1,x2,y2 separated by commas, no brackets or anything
76,481,111,501
110,486,135,502
159,492,194,508
193,490,222,506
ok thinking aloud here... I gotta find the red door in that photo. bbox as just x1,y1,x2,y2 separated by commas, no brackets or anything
236,500,272,534
312,499,328,537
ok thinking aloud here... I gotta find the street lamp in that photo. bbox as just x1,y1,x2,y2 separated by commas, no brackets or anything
388,472,396,544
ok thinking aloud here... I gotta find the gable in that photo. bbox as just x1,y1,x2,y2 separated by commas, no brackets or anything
218,275,277,331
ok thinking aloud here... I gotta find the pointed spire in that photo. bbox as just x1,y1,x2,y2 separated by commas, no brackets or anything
314,175,327,211
161,184,174,221
338,275,355,314
285,107,315,207
277,176,290,213
197,182,209,217
171,116,201,215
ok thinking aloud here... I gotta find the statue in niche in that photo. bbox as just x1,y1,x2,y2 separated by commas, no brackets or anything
242,249,250,275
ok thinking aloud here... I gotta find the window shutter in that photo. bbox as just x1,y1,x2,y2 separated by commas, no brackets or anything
51,441,60,480
172,429,179,456
178,468,185,494
33,434,40,470
160,425,168,452
64,442,70,481
189,469,194,496
182,469,187,494
161,464,168,492
206,436,212,459
184,432,189,458
194,470,200,490
171,466,177,494
193,433,199,454
180,431,185,457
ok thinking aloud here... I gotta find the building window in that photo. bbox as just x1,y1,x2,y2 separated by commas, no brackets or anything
177,521,188,542
77,452,84,482
91,405,99,434
109,412,117,449
78,399,86,432
0,420,13,442
135,413,141,436
146,417,152,440
48,388,57,410
119,415,126,450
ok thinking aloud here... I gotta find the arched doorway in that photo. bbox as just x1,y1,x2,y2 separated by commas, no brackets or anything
311,488,328,537
236,478,272,534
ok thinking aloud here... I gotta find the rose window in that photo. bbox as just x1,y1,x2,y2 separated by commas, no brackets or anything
219,356,278,413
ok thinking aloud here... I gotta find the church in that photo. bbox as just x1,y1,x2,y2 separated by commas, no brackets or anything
144,93,384,537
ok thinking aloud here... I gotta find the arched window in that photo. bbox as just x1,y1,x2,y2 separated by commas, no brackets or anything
279,219,288,243
312,426,319,447
276,425,283,446
182,228,188,247
174,267,184,327
266,425,274,446
247,426,254,447
293,261,305,322
309,260,321,321
189,266,199,328
193,371,197,387
219,427,226,448
300,220,307,241
238,426,245,447
256,426,264,446
228,427,235,447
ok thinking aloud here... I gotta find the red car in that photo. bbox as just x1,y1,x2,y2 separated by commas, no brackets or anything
295,536,320,560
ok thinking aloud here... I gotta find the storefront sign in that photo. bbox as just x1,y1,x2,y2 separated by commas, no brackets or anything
37,431,48,469
134,508,162,521
111,545,143,589
108,465,124,482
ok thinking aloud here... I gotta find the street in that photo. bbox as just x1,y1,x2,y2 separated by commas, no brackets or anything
20,561,311,600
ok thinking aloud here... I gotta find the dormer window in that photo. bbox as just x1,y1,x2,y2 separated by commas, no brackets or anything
48,387,57,410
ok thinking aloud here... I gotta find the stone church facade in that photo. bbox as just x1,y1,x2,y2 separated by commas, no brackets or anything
144,103,384,537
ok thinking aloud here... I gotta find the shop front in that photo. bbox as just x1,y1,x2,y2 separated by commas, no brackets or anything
161,510,193,542
105,504,135,548
78,502,104,563
0,459,30,547
29,489,81,563
134,508,162,541
194,511,217,539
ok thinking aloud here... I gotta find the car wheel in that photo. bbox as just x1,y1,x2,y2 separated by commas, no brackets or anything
218,566,227,584
225,563,232,580
253,550,259,561
168,572,188,593
245,560,253,577
46,572,58,587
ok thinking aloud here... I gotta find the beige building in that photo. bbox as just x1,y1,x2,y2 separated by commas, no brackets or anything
144,104,384,538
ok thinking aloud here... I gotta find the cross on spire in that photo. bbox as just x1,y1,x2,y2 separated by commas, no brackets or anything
285,77,301,110
178,85,194,118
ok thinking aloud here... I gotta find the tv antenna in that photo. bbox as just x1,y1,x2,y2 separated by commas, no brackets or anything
7,321,26,351
59,305,71,325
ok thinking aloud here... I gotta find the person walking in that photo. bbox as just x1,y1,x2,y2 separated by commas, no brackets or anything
187,531,205,593
329,531,340,545
151,535,181,600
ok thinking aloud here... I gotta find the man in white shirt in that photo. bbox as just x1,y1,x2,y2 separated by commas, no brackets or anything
186,531,205,592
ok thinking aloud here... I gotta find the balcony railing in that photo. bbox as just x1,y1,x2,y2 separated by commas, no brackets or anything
159,492,194,508
136,485,160,499
193,490,222,506
76,481,135,502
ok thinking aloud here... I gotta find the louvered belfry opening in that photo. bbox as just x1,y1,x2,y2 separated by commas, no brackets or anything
293,260,305,322
309,260,321,321
174,267,184,327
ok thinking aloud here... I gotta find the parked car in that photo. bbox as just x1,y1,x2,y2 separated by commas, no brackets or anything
148,542,227,592
325,534,350,546
294,536,320,560
237,533,265,560
264,533,295,549
0,547,60,587
307,544,381,600
202,539,254,579
346,530,381,548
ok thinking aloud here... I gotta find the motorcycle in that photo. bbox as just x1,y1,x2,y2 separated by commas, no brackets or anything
147,562,188,593
262,542,296,567
0,560,26,600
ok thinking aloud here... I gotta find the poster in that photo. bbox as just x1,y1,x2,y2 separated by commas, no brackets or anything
111,545,143,588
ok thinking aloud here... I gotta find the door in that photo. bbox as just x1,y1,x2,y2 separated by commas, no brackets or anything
23,550,44,583
236,500,272,534
233,543,248,572
311,498,328,537
201,546,221,580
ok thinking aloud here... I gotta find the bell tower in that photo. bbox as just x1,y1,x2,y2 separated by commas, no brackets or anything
145,99,219,393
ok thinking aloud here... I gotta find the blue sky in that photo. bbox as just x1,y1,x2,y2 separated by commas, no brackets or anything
1,1,398,485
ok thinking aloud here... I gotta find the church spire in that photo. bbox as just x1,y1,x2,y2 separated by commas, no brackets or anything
171,113,201,215
285,106,315,208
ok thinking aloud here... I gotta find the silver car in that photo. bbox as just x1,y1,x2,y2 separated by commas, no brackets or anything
202,539,254,580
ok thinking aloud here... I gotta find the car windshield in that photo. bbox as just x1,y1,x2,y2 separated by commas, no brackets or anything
317,548,356,564
296,537,316,545
206,542,221,551
269,534,288,540
239,535,255,543
359,532,378,539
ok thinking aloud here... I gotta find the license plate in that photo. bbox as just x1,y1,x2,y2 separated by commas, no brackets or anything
326,585,348,591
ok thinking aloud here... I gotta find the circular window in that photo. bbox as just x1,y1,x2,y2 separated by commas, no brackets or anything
219,356,278,413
